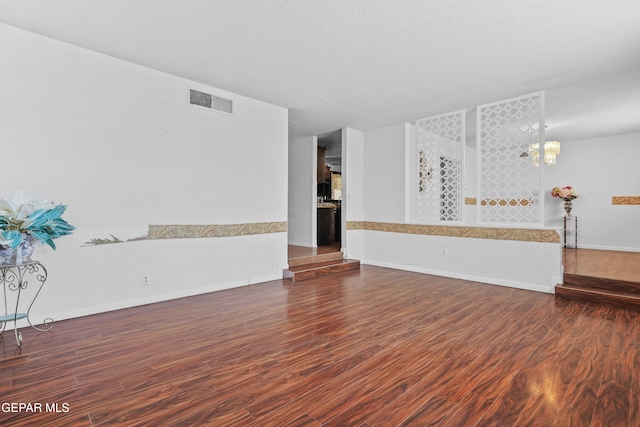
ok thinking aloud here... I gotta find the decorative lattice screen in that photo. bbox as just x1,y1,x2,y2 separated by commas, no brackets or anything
415,111,465,222
477,92,544,224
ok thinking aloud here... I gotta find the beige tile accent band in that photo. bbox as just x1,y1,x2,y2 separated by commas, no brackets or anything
464,197,477,205
346,221,560,243
147,222,288,239
612,196,640,205
85,222,287,245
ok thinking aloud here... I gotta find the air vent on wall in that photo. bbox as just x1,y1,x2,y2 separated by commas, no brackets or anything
189,88,233,114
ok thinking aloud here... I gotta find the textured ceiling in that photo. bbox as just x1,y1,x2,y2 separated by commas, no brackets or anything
1,0,639,143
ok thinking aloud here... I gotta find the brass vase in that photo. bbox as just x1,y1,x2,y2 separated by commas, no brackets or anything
564,200,573,217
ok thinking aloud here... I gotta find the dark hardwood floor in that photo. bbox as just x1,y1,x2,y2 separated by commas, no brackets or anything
1,264,638,426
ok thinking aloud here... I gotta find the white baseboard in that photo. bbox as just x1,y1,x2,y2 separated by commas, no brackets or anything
573,244,640,253
287,241,315,248
8,276,279,331
362,260,555,294
249,273,282,285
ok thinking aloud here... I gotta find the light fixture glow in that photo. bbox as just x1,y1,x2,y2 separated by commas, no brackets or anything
529,141,560,166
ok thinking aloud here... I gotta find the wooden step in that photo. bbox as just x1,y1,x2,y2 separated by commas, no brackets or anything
555,283,640,310
288,250,344,267
283,259,360,282
556,273,640,309
563,273,640,294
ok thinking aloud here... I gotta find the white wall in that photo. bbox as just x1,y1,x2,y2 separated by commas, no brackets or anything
344,128,365,222
363,123,409,222
543,132,640,251
288,136,317,247
0,24,288,325
343,127,364,260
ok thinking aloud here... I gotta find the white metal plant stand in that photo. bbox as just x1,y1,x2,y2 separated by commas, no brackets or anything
0,261,53,347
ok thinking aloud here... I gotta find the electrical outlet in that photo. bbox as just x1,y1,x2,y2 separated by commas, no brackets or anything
442,248,448,256
142,274,150,285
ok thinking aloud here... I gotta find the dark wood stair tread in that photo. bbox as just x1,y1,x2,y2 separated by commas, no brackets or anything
287,250,344,267
556,282,640,310
284,259,360,282
563,273,640,294
287,259,357,272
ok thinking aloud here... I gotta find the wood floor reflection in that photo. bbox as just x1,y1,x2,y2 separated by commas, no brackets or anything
563,248,640,282
287,243,341,259
1,265,638,426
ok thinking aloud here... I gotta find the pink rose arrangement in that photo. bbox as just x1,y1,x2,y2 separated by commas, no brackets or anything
551,186,579,201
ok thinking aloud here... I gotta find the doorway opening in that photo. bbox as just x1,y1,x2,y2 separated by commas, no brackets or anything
317,130,342,248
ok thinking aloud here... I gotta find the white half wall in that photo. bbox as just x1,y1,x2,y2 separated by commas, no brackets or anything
362,231,561,294
0,23,289,325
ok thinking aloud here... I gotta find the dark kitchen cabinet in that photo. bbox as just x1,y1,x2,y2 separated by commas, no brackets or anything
317,207,335,246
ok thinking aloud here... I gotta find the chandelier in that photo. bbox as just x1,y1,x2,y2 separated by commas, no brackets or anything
529,141,561,166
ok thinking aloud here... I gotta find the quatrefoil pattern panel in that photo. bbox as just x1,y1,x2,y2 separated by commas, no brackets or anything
415,111,464,222
478,93,543,224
